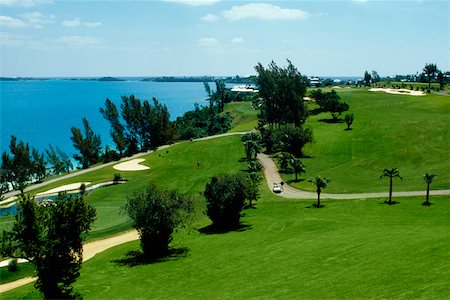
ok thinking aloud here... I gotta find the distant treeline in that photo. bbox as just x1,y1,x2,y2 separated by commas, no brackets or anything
142,75,256,83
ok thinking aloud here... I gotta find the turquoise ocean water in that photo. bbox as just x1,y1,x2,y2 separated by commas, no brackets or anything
0,80,209,157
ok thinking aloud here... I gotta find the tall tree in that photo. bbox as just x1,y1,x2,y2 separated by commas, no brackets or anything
100,98,126,156
423,173,437,206
379,168,402,205
124,183,194,258
0,193,96,299
423,63,438,92
255,60,308,126
31,148,47,183
308,176,330,208
46,145,72,175
371,70,381,83
70,117,102,169
437,71,445,90
1,136,33,194
364,70,372,86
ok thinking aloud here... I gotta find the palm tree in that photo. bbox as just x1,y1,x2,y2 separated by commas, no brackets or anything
423,63,437,93
308,176,330,208
289,158,306,181
379,168,402,205
423,173,437,206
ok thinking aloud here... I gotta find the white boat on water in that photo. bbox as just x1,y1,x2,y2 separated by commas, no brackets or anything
230,85,259,93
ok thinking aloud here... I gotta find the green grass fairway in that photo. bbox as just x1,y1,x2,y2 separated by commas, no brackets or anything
285,89,450,193
5,192,449,299
225,101,258,132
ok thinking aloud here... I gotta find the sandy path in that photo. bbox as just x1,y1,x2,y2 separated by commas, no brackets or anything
257,153,450,199
0,230,139,294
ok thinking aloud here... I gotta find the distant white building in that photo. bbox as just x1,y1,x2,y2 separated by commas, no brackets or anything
230,85,259,93
309,77,321,87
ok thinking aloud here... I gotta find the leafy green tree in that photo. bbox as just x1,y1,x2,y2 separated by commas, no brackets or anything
1,136,33,194
255,60,308,126
246,171,261,208
344,113,354,130
272,124,313,157
308,176,330,208
204,173,252,230
423,173,437,206
0,193,96,299
124,183,194,258
364,70,372,86
379,168,402,205
247,160,262,173
289,158,306,181
423,63,438,92
100,98,126,156
70,117,102,169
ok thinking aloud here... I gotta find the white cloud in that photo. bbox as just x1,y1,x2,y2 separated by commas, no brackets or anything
198,37,219,47
84,21,102,28
0,31,27,46
0,15,27,28
201,13,219,22
19,12,56,28
57,35,101,47
0,0,52,7
62,19,102,27
223,3,310,21
62,19,81,27
164,0,220,6
231,37,244,43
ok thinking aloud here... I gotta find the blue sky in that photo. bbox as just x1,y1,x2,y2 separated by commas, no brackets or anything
0,0,448,77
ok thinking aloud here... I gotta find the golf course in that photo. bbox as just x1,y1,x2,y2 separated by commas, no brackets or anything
1,88,449,299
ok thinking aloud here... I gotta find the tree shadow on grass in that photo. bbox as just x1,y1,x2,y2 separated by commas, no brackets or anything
380,200,400,205
319,118,344,124
344,128,353,131
309,108,323,116
112,247,189,268
287,178,305,184
198,223,252,235
422,202,433,207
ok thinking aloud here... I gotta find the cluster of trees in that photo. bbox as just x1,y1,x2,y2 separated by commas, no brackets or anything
362,63,447,92
255,60,313,161
99,95,175,159
1,136,73,196
174,80,233,140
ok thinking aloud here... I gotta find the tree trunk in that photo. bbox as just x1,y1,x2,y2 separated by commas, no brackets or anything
426,182,430,205
317,190,321,207
388,177,393,205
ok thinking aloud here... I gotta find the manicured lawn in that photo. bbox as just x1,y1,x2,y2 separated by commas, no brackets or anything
284,89,450,193
0,263,35,285
5,191,449,299
225,101,258,132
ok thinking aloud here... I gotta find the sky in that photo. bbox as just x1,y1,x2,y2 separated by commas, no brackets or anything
0,0,448,77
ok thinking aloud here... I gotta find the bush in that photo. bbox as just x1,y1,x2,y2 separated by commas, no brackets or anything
124,183,194,258
204,173,252,230
113,173,122,184
7,258,18,272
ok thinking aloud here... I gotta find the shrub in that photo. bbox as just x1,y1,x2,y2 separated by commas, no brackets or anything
204,173,252,230
7,258,18,272
113,173,122,184
124,183,194,257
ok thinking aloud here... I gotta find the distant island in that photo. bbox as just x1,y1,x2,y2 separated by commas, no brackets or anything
0,77,50,81
142,75,256,83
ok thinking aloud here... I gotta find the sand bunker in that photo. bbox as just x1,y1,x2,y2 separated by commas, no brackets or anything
369,88,425,96
113,158,150,171
36,182,91,196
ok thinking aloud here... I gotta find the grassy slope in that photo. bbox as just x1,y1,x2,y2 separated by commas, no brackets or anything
284,88,450,193
0,136,247,239
225,101,258,132
5,190,450,299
